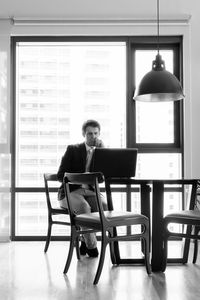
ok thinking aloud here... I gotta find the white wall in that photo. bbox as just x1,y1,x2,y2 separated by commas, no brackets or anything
0,21,12,241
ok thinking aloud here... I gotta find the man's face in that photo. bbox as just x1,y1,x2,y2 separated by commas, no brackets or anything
83,126,100,146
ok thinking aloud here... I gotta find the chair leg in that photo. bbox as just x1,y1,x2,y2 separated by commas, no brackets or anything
142,235,151,275
182,225,193,264
161,236,168,272
193,226,199,264
63,228,76,274
44,222,52,253
108,229,117,265
193,240,198,264
93,232,107,285
112,227,121,264
75,236,80,260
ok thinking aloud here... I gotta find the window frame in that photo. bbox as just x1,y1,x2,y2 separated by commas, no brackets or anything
127,36,183,155
10,35,184,240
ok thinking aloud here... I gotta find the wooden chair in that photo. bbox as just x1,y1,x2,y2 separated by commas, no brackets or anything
63,172,151,285
43,173,80,257
161,179,199,271
192,182,200,263
193,226,200,263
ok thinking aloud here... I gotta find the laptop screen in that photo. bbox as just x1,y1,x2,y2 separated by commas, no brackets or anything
91,148,138,178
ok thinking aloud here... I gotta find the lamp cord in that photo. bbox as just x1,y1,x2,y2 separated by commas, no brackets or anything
157,0,160,54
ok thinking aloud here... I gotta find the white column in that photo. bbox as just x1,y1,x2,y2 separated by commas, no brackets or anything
0,20,11,241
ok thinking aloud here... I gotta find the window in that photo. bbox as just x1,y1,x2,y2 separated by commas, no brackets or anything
127,37,183,180
11,36,183,239
12,38,126,237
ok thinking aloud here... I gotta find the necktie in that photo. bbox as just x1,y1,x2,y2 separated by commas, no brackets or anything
85,147,94,172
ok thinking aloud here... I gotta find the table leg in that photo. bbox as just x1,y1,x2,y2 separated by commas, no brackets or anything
151,181,164,271
140,183,151,254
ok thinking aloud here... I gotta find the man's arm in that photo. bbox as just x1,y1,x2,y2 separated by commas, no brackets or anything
57,145,72,182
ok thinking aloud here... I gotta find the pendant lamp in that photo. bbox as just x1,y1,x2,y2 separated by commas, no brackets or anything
133,0,185,102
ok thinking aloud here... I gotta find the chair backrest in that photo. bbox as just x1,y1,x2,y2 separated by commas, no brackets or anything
63,172,107,224
44,173,59,211
163,179,198,210
183,180,198,210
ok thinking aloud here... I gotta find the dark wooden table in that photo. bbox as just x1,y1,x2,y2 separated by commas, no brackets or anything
106,178,199,272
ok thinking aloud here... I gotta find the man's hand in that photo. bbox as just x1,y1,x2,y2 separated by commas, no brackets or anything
95,139,104,147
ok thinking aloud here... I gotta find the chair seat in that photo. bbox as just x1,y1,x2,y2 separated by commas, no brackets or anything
165,210,200,221
75,210,148,226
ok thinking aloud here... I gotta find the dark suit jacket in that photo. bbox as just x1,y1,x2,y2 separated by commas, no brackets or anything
57,141,104,199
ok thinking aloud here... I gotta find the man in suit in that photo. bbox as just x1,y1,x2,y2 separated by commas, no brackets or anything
57,119,107,257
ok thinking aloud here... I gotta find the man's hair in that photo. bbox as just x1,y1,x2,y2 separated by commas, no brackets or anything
82,119,101,133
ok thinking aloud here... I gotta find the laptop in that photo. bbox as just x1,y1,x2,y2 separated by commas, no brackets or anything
91,148,138,178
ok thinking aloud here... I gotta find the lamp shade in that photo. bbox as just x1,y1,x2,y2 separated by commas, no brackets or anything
133,54,185,102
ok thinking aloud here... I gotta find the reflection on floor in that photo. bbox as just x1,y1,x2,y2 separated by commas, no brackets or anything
0,240,200,300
